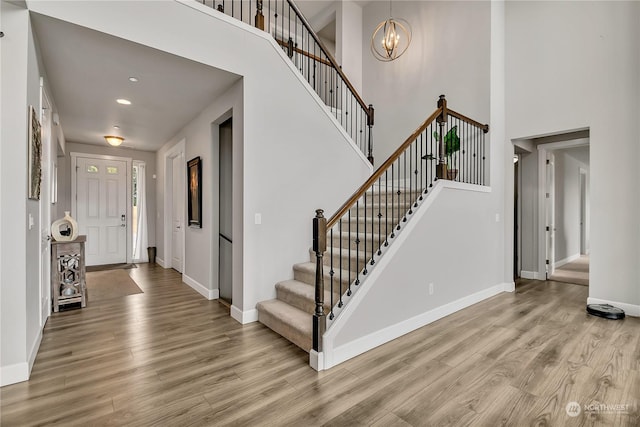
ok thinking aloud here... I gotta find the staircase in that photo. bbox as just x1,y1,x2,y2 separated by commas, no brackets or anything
257,189,419,351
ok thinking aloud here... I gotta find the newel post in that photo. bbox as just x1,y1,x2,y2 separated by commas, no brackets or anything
436,95,448,180
367,104,375,165
255,0,265,30
312,209,327,352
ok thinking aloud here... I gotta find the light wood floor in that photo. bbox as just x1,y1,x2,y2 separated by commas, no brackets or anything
1,265,638,426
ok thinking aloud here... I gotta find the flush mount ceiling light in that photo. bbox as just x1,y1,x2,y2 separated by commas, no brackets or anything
116,98,131,105
104,135,124,147
371,0,411,62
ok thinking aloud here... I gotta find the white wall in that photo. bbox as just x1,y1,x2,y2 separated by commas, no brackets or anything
56,142,157,246
322,182,509,369
506,1,640,311
553,149,589,264
336,0,363,94
362,1,491,163
0,1,58,385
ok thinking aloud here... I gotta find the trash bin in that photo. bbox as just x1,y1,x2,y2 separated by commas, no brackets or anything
147,246,156,264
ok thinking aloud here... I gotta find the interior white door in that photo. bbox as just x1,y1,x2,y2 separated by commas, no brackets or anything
76,157,128,265
40,89,53,324
171,155,184,272
545,152,555,278
580,171,587,254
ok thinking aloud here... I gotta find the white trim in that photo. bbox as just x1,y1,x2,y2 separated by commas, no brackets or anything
177,0,373,173
520,270,546,280
155,256,166,268
0,363,29,387
554,253,581,269
28,328,43,376
70,152,133,264
230,305,258,324
182,273,218,300
503,282,516,292
537,138,589,151
321,283,507,370
587,297,640,317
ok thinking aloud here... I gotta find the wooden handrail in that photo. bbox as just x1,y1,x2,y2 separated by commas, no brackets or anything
275,38,333,67
285,0,371,118
327,107,443,228
448,108,489,133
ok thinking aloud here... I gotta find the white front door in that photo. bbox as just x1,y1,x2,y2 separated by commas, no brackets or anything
171,155,184,272
76,157,128,265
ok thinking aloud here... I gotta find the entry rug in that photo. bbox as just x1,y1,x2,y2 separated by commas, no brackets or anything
85,269,143,302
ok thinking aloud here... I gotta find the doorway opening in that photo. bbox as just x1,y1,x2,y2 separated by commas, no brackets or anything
513,129,590,286
218,117,233,305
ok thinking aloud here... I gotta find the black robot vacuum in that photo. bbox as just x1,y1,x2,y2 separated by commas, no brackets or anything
586,304,625,320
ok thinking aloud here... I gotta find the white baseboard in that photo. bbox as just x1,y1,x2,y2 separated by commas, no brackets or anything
555,253,580,268
503,281,516,292
324,283,506,370
0,362,29,387
182,273,218,300
587,297,640,317
2,324,44,386
520,270,545,280
28,328,43,375
156,257,166,268
230,305,258,324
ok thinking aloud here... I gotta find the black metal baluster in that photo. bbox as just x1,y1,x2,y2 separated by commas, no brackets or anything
391,163,396,238
370,183,375,265
347,209,352,296
355,200,360,285
377,176,382,256
338,219,343,308
329,228,334,319
363,191,367,274
385,170,389,246
403,152,407,222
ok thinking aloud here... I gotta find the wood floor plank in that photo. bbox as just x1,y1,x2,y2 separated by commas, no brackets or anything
2,266,639,427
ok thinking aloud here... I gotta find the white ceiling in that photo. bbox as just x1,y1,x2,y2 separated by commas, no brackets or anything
31,14,240,152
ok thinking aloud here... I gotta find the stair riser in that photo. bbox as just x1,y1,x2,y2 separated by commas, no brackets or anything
345,216,409,231
294,264,354,288
309,248,372,271
276,285,336,315
257,308,311,352
329,233,386,251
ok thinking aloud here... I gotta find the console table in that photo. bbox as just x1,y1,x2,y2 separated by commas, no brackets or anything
51,236,87,312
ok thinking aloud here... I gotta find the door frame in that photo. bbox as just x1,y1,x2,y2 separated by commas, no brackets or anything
71,152,133,264
163,139,186,272
39,82,53,325
579,167,588,255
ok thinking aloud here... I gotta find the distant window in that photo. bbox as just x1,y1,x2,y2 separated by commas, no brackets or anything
87,165,99,173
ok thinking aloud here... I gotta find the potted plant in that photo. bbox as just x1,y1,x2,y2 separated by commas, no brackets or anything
422,125,460,180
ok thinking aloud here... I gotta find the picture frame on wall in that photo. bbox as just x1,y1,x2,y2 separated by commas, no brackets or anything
28,105,42,200
187,156,202,228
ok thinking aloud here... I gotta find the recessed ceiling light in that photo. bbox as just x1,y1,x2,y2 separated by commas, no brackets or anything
116,98,131,105
128,77,139,82
113,125,120,130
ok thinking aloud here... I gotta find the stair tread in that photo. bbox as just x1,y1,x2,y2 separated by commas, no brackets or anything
276,280,338,309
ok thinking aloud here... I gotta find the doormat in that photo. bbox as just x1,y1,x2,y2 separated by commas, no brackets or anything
85,269,143,302
86,263,137,272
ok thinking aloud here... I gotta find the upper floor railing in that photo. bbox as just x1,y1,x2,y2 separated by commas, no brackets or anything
199,0,375,162
312,95,489,352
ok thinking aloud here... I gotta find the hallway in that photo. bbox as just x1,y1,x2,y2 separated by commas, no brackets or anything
550,255,590,286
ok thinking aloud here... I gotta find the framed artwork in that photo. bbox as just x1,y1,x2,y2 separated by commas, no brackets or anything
28,105,42,200
187,156,202,228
